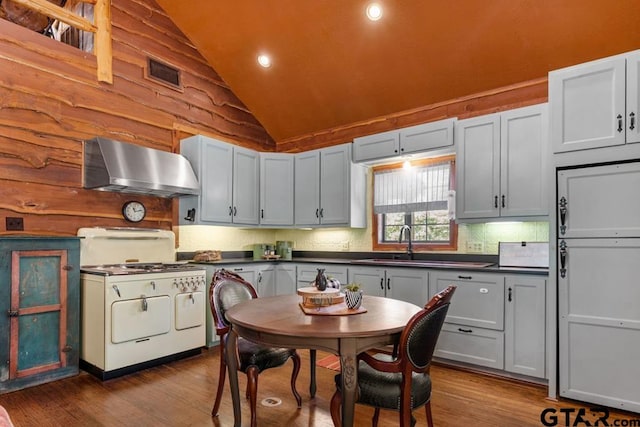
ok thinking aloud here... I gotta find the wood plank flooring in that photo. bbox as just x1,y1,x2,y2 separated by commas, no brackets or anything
0,347,637,426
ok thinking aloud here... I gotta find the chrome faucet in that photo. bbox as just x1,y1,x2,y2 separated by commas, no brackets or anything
398,224,413,259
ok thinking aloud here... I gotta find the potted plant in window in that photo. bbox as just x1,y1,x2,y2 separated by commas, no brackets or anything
343,283,363,310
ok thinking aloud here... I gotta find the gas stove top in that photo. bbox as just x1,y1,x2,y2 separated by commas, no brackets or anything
81,262,204,276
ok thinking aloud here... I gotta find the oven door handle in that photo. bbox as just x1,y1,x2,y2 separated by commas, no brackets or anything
141,295,148,312
112,285,121,298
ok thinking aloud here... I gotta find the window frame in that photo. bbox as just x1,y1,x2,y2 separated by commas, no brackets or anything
371,155,458,252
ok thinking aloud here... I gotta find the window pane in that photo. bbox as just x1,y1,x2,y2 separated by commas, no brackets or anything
385,225,403,241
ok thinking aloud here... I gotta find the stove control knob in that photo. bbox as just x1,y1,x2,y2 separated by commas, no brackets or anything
173,279,179,288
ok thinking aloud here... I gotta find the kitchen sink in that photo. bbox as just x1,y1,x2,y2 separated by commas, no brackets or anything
352,259,494,269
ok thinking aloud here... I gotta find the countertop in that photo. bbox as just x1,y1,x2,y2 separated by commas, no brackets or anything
182,253,548,276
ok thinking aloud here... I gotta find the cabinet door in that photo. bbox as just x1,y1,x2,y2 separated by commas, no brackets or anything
275,264,297,295
200,139,234,223
352,130,399,162
256,265,275,297
559,238,640,412
5,246,80,385
348,267,385,297
296,264,349,289
294,150,321,226
232,146,259,225
550,55,626,152
626,51,640,144
319,144,351,225
557,162,640,238
504,276,546,378
260,153,294,226
399,118,455,155
500,104,549,217
455,114,501,219
430,271,504,330
385,268,429,305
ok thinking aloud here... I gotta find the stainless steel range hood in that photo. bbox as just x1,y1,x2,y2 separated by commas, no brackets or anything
83,137,199,198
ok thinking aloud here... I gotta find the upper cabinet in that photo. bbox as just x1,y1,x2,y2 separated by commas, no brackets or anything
550,50,640,153
180,135,259,226
294,143,367,227
352,118,456,163
456,104,548,220
260,153,294,226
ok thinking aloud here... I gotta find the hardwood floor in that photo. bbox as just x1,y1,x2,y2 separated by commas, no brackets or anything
0,347,637,426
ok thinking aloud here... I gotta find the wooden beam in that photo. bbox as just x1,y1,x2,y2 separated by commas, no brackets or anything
10,0,113,84
94,0,113,83
9,0,96,32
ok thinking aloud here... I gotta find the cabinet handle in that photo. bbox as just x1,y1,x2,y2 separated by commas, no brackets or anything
458,328,473,333
508,287,512,302
233,206,237,216
316,208,319,218
501,195,505,208
261,209,264,219
400,147,404,152
559,196,568,235
394,149,398,153
233,268,243,272
228,206,233,216
319,208,324,218
380,278,384,290
494,195,498,208
386,278,391,290
457,275,472,280
7,310,18,317
630,112,636,131
559,240,567,278
617,114,623,133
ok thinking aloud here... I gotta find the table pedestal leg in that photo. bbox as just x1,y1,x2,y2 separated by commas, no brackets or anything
225,329,242,427
340,340,358,427
309,349,317,398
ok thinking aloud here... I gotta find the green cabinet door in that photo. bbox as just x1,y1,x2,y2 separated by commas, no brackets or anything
0,238,80,393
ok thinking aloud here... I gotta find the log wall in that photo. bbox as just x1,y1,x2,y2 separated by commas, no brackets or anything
0,0,274,236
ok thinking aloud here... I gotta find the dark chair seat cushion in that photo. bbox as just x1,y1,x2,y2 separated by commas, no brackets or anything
334,359,432,410
237,337,296,372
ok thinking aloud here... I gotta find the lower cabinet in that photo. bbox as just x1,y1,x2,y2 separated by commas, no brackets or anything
504,275,546,378
348,266,429,305
295,263,349,289
431,270,546,379
0,237,81,393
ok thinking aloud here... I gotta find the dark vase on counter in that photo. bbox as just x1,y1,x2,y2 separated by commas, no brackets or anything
315,268,328,291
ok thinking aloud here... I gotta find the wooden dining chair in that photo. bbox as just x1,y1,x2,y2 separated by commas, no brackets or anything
209,268,302,427
329,285,456,427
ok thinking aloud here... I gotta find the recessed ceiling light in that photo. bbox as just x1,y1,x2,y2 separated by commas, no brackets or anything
366,3,383,21
257,54,271,68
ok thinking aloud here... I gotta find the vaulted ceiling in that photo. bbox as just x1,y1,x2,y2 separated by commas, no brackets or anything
156,0,640,143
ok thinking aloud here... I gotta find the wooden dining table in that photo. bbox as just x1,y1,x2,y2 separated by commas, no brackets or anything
224,294,422,427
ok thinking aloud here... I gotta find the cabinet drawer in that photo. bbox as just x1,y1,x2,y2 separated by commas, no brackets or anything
435,323,504,369
432,273,504,330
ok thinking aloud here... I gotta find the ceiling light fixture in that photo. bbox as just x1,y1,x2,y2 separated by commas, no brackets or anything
366,3,383,21
257,54,271,68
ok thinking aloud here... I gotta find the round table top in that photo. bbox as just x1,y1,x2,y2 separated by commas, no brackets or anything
225,294,423,338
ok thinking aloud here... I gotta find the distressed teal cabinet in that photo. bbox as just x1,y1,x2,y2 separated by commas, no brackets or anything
0,237,80,393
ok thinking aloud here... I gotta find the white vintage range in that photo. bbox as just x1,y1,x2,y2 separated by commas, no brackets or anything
77,227,206,380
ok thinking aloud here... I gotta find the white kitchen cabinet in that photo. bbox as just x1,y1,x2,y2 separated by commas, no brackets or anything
504,275,546,378
431,271,506,370
455,104,548,220
294,143,367,227
549,49,640,153
296,263,349,289
260,153,294,226
558,238,640,412
352,118,455,163
179,135,259,226
431,270,546,379
274,264,297,295
348,266,429,305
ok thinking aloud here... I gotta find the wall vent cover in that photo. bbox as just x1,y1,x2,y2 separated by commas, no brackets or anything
146,57,182,90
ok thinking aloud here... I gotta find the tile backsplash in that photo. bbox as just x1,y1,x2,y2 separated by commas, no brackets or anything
177,221,549,255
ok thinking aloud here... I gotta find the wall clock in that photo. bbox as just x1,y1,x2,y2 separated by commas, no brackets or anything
122,201,146,223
